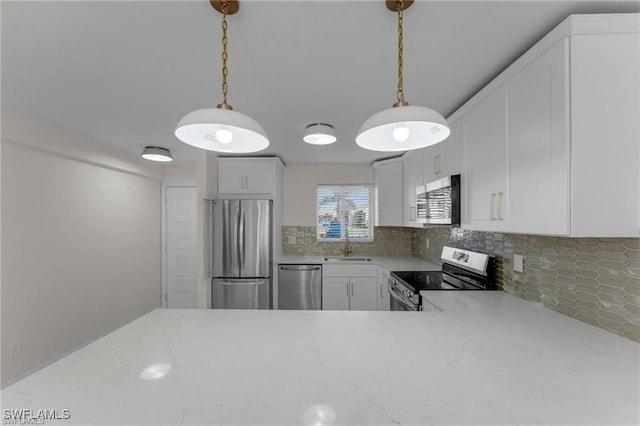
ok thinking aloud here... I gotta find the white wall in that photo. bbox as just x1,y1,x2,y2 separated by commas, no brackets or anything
282,164,374,226
1,109,164,386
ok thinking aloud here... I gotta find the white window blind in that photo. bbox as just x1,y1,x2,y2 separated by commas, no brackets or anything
316,184,374,241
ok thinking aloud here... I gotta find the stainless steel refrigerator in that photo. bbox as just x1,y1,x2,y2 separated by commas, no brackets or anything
211,199,272,309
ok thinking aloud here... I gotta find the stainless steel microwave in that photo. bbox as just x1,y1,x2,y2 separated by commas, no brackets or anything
416,174,461,226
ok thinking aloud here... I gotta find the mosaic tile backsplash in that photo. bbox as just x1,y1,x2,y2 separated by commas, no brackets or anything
413,228,639,342
282,226,413,257
283,225,640,342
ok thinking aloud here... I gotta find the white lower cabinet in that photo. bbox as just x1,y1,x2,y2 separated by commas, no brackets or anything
377,266,391,311
322,265,379,311
322,278,351,311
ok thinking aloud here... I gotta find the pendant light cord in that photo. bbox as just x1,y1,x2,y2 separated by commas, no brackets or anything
219,0,232,110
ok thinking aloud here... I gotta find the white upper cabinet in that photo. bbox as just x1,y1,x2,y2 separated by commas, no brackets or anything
569,29,639,237
461,86,508,231
506,39,569,235
402,150,424,228
217,157,283,197
424,120,462,184
373,158,403,227
456,14,639,237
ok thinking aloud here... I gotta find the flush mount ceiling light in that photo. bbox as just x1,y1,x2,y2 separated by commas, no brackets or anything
356,0,450,152
303,123,337,145
175,0,269,153
141,146,173,162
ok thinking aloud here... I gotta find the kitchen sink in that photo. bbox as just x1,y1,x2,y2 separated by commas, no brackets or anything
324,257,372,262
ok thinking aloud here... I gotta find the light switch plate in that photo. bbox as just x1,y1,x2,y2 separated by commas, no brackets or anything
514,254,524,273
288,236,297,245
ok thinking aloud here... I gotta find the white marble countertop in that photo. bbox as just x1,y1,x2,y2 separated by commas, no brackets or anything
277,255,441,271
2,292,638,425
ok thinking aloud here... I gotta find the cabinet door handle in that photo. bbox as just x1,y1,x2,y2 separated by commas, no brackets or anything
245,175,249,189
490,193,497,220
434,154,441,175
409,206,416,221
351,282,354,296
380,283,383,298
497,192,504,221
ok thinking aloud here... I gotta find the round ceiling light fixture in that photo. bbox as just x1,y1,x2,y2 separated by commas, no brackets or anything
303,123,337,145
356,0,450,152
141,146,173,162
175,0,269,154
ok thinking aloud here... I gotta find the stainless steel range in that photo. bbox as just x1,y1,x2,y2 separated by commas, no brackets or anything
389,246,496,311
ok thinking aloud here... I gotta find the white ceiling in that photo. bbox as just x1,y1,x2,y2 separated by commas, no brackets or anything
2,1,639,166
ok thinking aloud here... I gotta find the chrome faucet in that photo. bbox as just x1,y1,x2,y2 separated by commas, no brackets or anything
343,230,353,257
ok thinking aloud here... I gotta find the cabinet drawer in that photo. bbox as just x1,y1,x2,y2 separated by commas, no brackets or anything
323,264,377,277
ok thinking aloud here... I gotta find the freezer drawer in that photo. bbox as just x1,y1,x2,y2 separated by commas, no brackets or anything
212,278,272,309
278,264,322,310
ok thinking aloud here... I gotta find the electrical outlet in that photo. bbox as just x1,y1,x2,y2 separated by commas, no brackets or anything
514,254,524,273
9,339,22,359
426,238,430,249
288,236,297,245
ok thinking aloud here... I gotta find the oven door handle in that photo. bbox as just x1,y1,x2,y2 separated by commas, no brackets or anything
389,285,418,311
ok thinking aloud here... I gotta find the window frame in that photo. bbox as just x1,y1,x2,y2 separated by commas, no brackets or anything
316,184,375,243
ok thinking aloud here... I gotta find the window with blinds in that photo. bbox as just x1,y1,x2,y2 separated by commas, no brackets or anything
316,184,374,242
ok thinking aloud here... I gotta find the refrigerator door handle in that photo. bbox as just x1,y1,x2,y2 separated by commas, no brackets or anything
239,207,245,272
216,279,266,285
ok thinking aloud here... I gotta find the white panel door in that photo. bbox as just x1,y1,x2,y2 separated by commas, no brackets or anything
461,85,508,230
402,150,424,228
507,40,569,235
166,187,198,308
322,277,350,310
374,160,403,226
350,278,379,311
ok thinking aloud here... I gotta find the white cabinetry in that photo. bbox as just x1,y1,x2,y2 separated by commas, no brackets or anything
218,158,280,195
455,14,638,237
377,266,391,311
569,29,639,236
461,86,508,232
506,39,569,235
373,158,403,226
402,150,424,228
322,265,378,311
461,42,568,234
424,119,461,184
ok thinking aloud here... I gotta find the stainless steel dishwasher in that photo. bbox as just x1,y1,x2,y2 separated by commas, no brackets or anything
278,264,322,310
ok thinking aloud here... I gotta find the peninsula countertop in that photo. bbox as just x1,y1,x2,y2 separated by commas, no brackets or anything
2,293,638,425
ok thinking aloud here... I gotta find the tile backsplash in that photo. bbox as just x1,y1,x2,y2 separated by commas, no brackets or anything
282,225,640,342
414,228,640,343
282,226,413,257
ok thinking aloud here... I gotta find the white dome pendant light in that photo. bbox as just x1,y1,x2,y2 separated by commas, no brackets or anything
175,0,269,153
356,0,450,152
